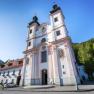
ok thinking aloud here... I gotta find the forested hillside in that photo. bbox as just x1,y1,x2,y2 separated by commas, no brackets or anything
73,38,94,80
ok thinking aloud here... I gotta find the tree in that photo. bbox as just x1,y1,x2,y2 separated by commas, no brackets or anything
72,38,94,80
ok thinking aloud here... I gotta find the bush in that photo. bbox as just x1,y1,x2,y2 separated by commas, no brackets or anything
0,84,4,90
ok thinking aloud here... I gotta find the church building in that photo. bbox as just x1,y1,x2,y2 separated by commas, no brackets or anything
21,4,80,86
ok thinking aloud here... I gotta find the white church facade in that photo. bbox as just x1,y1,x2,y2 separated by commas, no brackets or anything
20,4,80,86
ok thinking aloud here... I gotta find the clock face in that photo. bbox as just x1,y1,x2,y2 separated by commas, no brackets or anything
42,27,46,33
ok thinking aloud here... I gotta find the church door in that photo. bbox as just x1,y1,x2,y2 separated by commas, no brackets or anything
16,76,21,86
41,69,47,85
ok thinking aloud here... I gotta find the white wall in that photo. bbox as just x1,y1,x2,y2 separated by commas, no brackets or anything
0,67,22,84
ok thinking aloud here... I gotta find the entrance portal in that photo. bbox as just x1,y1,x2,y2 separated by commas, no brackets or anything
16,76,21,86
41,69,47,85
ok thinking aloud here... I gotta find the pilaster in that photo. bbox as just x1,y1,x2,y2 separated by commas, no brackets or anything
64,42,78,85
20,56,26,86
52,45,60,85
48,45,54,84
30,53,35,85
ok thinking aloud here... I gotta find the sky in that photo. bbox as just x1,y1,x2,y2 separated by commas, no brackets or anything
0,0,94,61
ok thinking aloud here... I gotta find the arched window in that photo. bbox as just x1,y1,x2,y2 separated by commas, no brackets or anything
30,29,32,34
41,51,47,63
41,38,46,43
26,57,29,64
28,42,31,46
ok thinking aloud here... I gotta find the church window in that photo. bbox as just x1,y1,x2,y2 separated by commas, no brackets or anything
62,65,64,69
56,30,61,36
41,38,46,43
26,58,29,64
42,27,46,33
54,17,58,22
63,71,66,74
41,51,47,63
30,29,32,34
28,42,31,46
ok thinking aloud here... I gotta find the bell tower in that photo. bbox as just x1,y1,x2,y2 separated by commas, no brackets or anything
27,16,40,49
21,16,40,86
49,4,68,42
48,4,80,85
50,4,64,27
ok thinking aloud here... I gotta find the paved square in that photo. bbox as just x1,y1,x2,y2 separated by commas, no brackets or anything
0,91,94,94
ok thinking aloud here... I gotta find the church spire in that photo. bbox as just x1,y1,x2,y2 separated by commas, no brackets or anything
50,4,61,14
28,16,40,26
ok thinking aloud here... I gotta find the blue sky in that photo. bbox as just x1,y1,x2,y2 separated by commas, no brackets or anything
0,0,94,61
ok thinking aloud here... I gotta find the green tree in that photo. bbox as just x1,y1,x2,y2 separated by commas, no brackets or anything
72,38,94,80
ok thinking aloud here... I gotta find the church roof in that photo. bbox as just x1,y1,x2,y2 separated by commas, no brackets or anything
50,4,61,14
0,58,23,71
28,16,40,26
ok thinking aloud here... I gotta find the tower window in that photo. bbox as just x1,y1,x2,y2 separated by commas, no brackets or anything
41,51,47,63
63,72,66,74
54,17,58,22
30,29,32,34
28,42,31,46
62,65,64,69
41,38,46,43
56,30,61,36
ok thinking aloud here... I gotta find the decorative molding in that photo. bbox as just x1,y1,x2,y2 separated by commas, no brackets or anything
27,24,65,41
23,47,38,54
